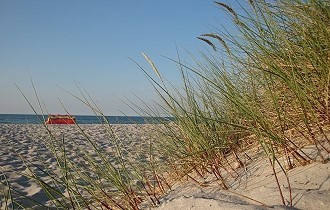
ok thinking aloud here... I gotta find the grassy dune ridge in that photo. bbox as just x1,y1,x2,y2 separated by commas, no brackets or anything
1,0,329,209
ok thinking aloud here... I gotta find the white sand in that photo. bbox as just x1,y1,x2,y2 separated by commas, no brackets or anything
153,162,329,210
153,146,330,210
1,124,329,209
0,123,155,209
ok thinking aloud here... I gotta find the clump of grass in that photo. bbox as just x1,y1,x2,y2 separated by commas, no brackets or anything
138,0,330,207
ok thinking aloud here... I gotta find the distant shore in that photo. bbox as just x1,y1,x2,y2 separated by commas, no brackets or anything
0,114,174,124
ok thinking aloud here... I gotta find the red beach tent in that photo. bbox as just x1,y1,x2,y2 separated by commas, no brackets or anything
45,115,76,124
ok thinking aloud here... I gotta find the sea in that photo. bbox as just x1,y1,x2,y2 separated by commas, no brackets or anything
0,114,172,124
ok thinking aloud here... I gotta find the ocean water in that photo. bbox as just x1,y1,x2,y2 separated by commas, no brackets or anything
0,114,172,124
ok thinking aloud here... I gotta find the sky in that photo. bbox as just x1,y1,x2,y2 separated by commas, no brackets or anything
0,0,244,115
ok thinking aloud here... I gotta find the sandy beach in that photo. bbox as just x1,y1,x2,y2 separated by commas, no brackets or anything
1,124,329,209
0,123,155,209
1,0,329,209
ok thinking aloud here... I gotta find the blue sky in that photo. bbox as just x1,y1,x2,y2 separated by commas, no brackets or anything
0,0,244,115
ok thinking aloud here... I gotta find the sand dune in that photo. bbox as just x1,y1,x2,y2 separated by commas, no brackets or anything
153,146,330,210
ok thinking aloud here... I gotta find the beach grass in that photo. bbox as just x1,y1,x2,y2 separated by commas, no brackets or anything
137,0,330,206
1,0,329,209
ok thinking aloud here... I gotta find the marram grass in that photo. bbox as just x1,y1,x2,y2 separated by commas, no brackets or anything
1,0,329,209
140,0,330,207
